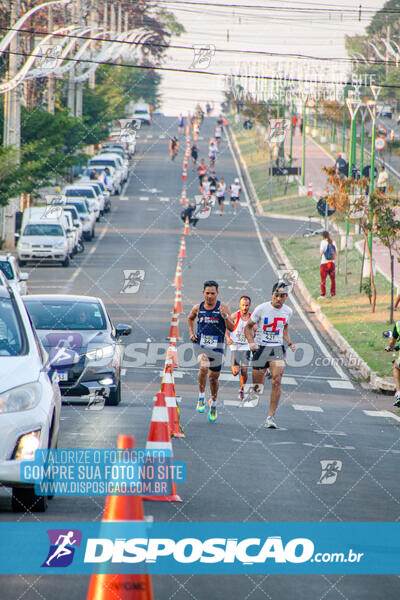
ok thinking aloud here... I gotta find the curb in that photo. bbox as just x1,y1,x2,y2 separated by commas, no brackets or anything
270,236,396,391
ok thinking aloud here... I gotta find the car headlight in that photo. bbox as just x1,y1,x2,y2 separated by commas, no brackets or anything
18,242,30,249
55,240,66,249
86,345,114,361
14,430,41,460
0,382,41,413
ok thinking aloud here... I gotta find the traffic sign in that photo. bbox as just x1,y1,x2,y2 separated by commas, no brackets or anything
317,198,335,217
376,124,388,137
375,137,386,151
269,167,301,176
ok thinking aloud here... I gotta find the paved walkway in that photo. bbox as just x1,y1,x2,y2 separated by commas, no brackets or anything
286,131,400,287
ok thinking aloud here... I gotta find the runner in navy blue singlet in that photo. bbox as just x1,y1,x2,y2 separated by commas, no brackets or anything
188,280,234,422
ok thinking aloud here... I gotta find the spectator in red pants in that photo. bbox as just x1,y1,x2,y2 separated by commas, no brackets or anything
318,231,337,300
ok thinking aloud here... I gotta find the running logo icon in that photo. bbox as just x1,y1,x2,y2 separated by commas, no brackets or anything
189,45,216,70
42,529,82,568
317,460,342,485
121,269,145,294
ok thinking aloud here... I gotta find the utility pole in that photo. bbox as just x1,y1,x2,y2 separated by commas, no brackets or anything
47,4,55,113
67,0,78,114
3,0,21,248
75,0,84,118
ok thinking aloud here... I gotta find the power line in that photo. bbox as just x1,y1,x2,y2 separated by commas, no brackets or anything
1,25,399,67
4,47,400,89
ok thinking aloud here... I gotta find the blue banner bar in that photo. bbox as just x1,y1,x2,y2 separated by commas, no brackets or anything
0,522,398,574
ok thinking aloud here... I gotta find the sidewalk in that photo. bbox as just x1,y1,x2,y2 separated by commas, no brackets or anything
287,131,400,287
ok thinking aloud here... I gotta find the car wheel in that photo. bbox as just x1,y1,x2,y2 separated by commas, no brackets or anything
77,240,85,253
91,228,95,240
106,381,121,406
61,256,70,267
12,487,48,512
18,259,26,267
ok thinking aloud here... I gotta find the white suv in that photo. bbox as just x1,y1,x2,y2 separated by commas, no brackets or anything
0,281,61,512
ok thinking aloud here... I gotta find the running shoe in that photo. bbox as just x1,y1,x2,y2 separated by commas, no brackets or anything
394,391,400,408
196,397,206,413
208,403,218,422
238,389,244,401
264,416,278,429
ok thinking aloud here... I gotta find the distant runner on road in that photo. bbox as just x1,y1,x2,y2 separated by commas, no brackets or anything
244,281,296,429
169,136,179,160
226,296,256,401
216,177,226,215
230,178,241,214
188,280,234,422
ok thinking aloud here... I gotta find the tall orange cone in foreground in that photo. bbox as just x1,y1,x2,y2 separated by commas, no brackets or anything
86,434,154,600
162,358,184,438
142,393,182,502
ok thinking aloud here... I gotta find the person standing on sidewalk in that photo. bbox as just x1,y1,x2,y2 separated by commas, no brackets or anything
377,165,388,193
318,231,337,300
244,281,296,429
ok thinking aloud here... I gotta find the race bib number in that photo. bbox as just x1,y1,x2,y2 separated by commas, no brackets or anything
200,334,218,349
236,333,247,344
262,332,277,343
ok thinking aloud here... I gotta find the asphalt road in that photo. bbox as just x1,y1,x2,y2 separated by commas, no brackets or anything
1,116,399,599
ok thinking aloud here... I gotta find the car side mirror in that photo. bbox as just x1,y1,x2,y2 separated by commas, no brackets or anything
20,272,29,281
115,324,132,337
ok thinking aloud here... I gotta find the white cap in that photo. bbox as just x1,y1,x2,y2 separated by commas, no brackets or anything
234,178,240,183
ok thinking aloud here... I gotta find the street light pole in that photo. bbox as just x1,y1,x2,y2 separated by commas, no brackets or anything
301,98,307,186
342,86,348,154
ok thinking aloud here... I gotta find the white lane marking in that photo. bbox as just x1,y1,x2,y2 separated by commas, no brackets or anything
328,380,354,389
304,442,355,450
120,196,128,201
225,132,349,382
139,196,149,201
225,400,255,407
159,197,170,202
314,430,347,436
293,404,323,412
219,373,236,381
363,410,400,423
146,135,153,139
159,135,166,139
158,371,184,378
282,376,297,386
121,369,126,376
64,226,109,291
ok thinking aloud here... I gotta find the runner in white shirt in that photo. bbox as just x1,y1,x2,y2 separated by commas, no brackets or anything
244,281,297,429
230,178,241,214
214,125,222,147
216,178,226,216
226,296,257,400
208,140,218,168
201,176,211,208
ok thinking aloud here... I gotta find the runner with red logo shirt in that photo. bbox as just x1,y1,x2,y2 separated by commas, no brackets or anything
244,281,297,429
226,296,256,401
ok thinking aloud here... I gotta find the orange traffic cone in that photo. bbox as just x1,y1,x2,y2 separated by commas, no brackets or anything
162,358,184,438
173,260,182,287
173,287,183,315
86,434,154,600
178,237,186,259
307,182,313,197
167,313,180,340
182,166,187,181
180,188,188,206
166,337,179,368
142,393,182,502
184,216,190,236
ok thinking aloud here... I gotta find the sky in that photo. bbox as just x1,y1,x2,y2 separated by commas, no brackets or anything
158,0,387,115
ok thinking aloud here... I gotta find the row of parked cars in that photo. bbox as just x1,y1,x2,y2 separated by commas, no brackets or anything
16,138,133,267
0,131,136,512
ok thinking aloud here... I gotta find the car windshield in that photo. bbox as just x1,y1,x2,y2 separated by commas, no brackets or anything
67,201,88,215
135,110,148,115
0,261,14,280
66,188,96,198
0,298,24,355
23,224,64,236
90,159,117,168
64,208,79,221
24,300,107,331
